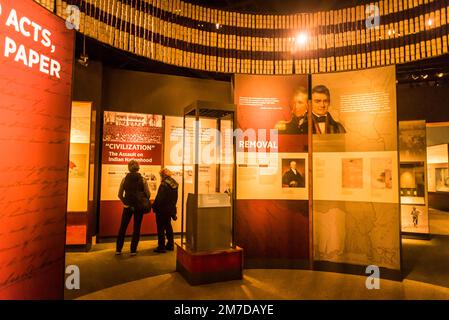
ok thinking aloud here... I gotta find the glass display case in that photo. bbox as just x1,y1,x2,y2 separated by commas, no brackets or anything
176,100,242,285
181,101,236,252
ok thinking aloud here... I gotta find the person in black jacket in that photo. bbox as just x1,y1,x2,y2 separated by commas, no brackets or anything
152,168,178,253
298,85,346,134
116,160,150,256
278,86,308,134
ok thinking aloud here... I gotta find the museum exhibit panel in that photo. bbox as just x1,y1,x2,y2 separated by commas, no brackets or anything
312,66,402,277
399,120,430,235
234,74,311,268
99,111,163,238
426,123,449,213
66,102,96,248
176,101,243,285
0,0,75,299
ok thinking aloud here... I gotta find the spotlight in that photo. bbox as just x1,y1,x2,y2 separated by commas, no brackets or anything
78,34,88,67
421,74,429,79
215,23,220,30
77,53,89,67
411,74,419,80
295,32,308,46
436,72,444,78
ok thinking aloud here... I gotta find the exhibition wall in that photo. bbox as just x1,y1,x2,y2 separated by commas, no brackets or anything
100,111,163,237
397,84,449,123
399,120,429,235
67,102,94,245
0,0,74,299
427,124,449,212
102,68,233,116
234,74,310,267
71,65,233,238
312,66,401,272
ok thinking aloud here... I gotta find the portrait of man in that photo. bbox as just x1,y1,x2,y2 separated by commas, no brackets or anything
282,160,305,188
277,86,308,134
299,85,346,134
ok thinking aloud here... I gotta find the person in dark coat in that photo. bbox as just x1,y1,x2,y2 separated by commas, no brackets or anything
298,85,346,134
152,168,179,253
282,160,305,188
116,160,150,256
279,86,308,134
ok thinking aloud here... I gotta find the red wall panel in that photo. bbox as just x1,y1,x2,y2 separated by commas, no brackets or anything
0,0,74,299
235,200,309,261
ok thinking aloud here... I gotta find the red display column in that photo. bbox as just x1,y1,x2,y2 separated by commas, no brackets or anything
0,0,74,299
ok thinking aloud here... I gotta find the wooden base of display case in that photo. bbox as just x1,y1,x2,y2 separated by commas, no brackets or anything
176,243,243,286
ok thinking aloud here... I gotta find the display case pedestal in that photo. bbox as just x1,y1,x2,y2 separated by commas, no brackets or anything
176,242,243,286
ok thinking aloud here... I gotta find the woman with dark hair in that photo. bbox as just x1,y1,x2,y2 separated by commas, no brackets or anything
116,160,150,256
152,168,178,253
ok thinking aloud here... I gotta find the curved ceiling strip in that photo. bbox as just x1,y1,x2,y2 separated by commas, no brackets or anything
35,0,449,74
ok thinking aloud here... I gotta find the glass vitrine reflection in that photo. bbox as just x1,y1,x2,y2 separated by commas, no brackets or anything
181,102,236,252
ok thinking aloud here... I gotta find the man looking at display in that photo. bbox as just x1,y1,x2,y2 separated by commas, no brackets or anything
282,160,305,188
152,168,178,253
278,86,309,134
299,85,346,134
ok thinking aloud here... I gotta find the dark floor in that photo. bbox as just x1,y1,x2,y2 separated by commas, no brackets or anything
65,210,449,299
402,235,449,289
64,238,177,300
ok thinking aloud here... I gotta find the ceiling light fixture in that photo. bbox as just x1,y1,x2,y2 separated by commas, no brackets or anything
295,32,308,46
77,34,89,67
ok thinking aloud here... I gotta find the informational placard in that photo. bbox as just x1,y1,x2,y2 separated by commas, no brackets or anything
0,0,74,299
68,102,92,213
237,152,308,200
234,74,309,200
234,74,310,263
99,111,163,237
163,116,184,232
312,66,401,271
427,144,449,193
399,120,429,234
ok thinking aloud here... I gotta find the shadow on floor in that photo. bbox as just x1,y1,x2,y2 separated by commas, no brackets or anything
402,234,449,289
65,239,176,300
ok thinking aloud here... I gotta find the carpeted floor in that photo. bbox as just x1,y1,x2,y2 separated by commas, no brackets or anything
64,239,176,300
77,269,449,300
429,208,449,235
65,210,449,300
